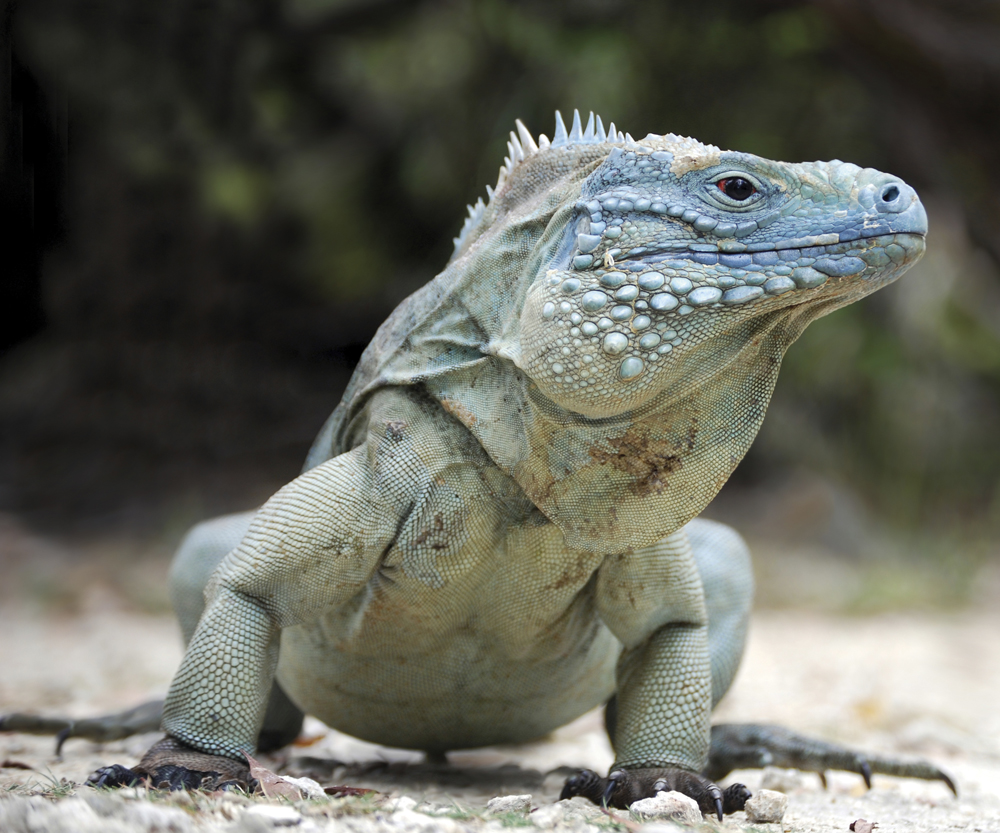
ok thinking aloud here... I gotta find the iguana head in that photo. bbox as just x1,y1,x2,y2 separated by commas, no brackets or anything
508,112,926,418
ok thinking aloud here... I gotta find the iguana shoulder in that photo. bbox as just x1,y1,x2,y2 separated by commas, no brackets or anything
303,113,608,471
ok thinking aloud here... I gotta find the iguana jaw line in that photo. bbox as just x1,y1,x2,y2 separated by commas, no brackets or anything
519,223,923,421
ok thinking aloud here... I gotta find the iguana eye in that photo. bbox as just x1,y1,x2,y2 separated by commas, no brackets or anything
718,177,755,201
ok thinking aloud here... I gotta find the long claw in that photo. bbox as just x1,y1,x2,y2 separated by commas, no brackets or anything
706,783,724,821
860,759,872,789
55,726,73,757
603,771,622,807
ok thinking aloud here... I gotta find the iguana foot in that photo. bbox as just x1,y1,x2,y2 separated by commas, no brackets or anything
707,723,957,795
85,736,253,792
560,767,750,820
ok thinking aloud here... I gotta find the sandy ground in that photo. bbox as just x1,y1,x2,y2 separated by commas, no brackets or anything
1,521,999,831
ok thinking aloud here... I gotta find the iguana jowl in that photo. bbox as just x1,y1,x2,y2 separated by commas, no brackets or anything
2,111,953,816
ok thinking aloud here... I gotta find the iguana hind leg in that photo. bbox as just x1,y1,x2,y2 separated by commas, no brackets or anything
706,723,957,795
0,699,163,754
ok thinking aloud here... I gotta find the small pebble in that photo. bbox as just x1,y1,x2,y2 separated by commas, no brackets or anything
243,804,302,826
384,795,418,812
528,797,609,828
629,790,702,826
485,794,532,815
745,788,788,823
278,774,325,799
392,809,460,832
530,803,566,828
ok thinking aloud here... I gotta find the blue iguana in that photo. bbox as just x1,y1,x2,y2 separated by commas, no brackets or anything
1,111,952,818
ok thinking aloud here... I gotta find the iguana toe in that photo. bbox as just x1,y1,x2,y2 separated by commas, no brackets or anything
559,769,604,803
86,764,145,789
720,781,752,813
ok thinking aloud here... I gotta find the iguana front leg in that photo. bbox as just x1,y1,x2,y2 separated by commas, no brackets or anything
561,623,742,818
87,440,401,788
566,530,748,819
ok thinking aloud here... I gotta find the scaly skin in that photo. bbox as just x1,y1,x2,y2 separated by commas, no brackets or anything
3,112,945,817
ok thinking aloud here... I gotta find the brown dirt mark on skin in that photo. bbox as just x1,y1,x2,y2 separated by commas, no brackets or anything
589,430,688,496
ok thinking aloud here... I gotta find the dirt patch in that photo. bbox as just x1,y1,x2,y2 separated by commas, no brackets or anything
589,423,696,496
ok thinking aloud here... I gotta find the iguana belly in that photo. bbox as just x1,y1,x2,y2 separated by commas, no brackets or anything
276,524,620,751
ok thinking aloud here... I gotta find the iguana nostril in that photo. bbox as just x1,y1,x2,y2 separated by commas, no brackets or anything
873,180,917,216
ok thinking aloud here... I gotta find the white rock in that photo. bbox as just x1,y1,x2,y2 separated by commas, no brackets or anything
485,794,532,815
530,803,567,828
640,824,699,833
217,801,242,821
280,774,326,800
117,802,193,831
244,804,303,826
531,799,605,829
760,766,805,793
163,789,196,807
383,795,419,813
559,796,605,822
1,797,103,833
0,795,195,833
390,808,460,833
745,789,788,823
629,790,701,826
415,801,457,816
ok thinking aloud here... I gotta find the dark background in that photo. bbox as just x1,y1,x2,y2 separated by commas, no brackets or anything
1,0,998,587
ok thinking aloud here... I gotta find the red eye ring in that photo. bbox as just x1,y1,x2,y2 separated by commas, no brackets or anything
718,178,756,201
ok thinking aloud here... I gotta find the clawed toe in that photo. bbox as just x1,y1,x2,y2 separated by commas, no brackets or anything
559,769,605,804
86,764,144,789
722,782,751,814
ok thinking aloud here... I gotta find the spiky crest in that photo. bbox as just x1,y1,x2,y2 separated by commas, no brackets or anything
452,109,627,256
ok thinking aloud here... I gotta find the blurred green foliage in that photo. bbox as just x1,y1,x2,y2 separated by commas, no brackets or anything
3,0,1000,538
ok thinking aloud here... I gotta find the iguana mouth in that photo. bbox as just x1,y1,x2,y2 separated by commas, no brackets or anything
532,229,924,389
555,230,925,326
